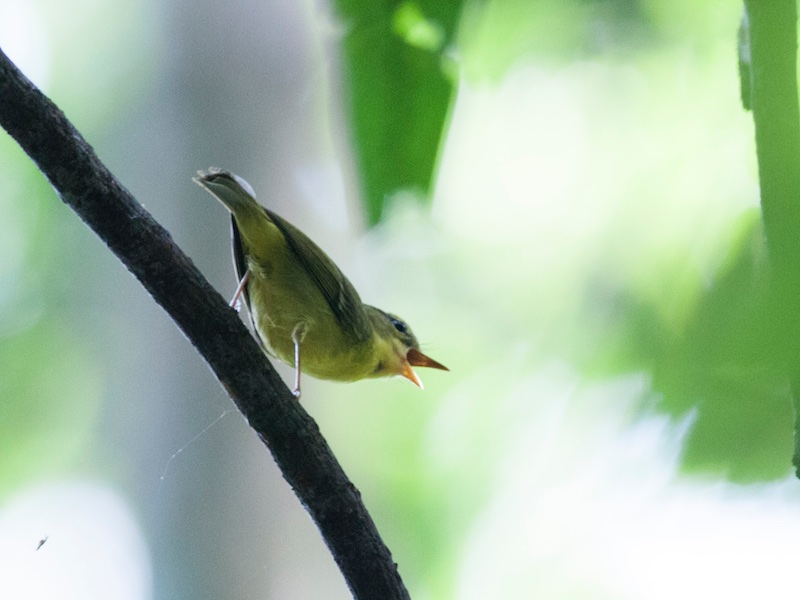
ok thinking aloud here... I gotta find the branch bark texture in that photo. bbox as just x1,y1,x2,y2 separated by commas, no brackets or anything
0,48,409,599
741,0,800,475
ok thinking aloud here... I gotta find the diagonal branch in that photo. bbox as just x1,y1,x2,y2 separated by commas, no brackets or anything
0,48,409,600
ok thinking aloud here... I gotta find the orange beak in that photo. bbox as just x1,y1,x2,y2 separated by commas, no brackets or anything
401,348,449,389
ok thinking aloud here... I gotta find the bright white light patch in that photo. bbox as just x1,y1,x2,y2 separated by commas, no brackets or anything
0,3,50,89
446,365,800,600
0,481,152,600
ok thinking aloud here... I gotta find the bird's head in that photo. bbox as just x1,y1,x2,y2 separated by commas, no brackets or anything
367,307,448,388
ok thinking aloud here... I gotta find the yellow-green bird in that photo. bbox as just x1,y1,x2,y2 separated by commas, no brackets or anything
194,168,448,396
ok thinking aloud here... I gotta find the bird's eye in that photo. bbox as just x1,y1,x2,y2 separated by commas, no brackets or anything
390,318,408,334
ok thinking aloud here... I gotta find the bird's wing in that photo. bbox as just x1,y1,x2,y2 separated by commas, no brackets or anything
265,208,372,343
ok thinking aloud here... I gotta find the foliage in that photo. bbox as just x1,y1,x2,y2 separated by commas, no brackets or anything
333,0,463,225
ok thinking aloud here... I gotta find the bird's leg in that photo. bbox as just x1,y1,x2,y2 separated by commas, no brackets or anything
291,323,308,398
229,269,250,310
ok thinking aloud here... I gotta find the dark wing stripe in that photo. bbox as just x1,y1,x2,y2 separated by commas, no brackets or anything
265,208,371,343
230,215,266,350
231,215,248,305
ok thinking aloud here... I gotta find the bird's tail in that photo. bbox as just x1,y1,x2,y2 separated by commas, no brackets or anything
194,168,261,217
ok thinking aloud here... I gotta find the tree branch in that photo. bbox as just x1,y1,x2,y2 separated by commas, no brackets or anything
741,0,800,476
0,48,409,599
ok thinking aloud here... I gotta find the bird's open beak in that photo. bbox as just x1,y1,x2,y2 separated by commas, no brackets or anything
401,362,425,388
401,348,449,389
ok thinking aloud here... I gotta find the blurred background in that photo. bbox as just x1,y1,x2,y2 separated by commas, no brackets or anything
3,0,800,598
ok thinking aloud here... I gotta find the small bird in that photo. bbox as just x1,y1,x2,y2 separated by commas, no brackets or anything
194,168,448,396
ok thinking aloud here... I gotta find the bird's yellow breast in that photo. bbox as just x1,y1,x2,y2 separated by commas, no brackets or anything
245,255,378,381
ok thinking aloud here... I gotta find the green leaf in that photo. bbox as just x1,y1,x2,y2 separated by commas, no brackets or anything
334,0,462,225
652,218,794,481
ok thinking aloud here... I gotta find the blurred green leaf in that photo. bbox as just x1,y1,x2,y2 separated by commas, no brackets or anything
334,0,462,225
0,125,105,499
0,319,102,494
649,216,793,481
